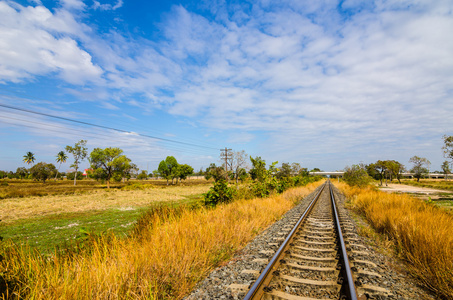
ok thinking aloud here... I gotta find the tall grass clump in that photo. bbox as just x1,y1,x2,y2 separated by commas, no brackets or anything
0,182,321,300
337,182,453,299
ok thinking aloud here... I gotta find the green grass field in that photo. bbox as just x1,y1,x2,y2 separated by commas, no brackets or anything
0,179,209,254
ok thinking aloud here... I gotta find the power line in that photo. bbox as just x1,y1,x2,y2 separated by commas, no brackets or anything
0,114,208,153
0,91,215,149
0,104,219,151
0,118,213,158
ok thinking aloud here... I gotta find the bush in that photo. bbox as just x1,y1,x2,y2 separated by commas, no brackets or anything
137,171,148,180
343,165,372,187
67,171,83,181
250,181,271,198
276,178,294,193
204,180,235,207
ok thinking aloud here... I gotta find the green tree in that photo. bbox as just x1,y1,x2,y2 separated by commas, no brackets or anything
23,151,35,166
442,135,453,160
204,163,225,182
55,150,68,180
158,160,170,184
369,160,388,186
276,162,292,179
137,170,148,180
30,162,56,183
178,164,194,181
237,168,248,182
157,156,179,185
166,156,179,184
386,160,405,183
442,135,453,180
249,156,267,182
409,156,430,182
89,147,132,188
343,164,372,187
15,167,29,179
123,163,139,181
67,171,83,181
65,140,88,186
441,160,451,181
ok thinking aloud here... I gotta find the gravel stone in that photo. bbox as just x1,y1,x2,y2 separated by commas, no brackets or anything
184,183,437,300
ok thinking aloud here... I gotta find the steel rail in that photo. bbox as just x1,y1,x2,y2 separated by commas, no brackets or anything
243,181,327,300
329,181,359,300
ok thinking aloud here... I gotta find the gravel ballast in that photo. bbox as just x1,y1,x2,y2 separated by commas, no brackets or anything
185,183,436,300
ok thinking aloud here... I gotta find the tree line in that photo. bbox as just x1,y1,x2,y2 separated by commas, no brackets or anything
0,140,198,188
3,142,321,191
343,135,453,186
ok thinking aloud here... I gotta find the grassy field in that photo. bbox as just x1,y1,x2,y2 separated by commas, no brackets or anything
0,178,209,199
0,180,322,299
337,182,453,299
0,180,210,253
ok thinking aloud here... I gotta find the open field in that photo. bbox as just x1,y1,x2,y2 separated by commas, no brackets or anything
0,180,210,252
377,180,453,211
337,182,453,299
1,183,209,223
0,181,322,299
0,178,209,200
399,178,453,192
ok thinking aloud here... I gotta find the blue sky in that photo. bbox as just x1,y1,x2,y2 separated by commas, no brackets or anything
0,0,452,173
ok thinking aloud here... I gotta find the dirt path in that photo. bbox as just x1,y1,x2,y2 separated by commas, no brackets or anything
378,183,452,194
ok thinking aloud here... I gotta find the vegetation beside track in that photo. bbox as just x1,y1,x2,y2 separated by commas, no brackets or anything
0,181,322,299
337,182,453,299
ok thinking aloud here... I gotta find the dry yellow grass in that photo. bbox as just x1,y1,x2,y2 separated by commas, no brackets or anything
0,185,210,223
1,182,321,300
335,182,453,299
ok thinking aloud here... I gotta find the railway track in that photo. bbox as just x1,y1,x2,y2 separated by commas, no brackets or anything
243,180,384,300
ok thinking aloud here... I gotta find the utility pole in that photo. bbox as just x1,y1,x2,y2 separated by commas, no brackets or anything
220,147,233,172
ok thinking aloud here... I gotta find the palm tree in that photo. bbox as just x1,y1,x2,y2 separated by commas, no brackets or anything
23,151,35,166
55,151,68,180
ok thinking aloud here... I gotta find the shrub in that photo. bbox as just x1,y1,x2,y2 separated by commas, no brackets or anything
67,171,83,181
250,181,271,198
204,180,235,207
276,178,293,193
137,170,148,180
343,164,372,187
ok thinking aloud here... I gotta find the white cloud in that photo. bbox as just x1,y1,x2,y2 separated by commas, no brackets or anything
1,0,453,170
59,0,86,11
93,0,123,11
0,1,101,84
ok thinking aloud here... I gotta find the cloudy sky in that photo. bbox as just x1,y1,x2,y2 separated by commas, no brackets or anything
0,0,452,173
